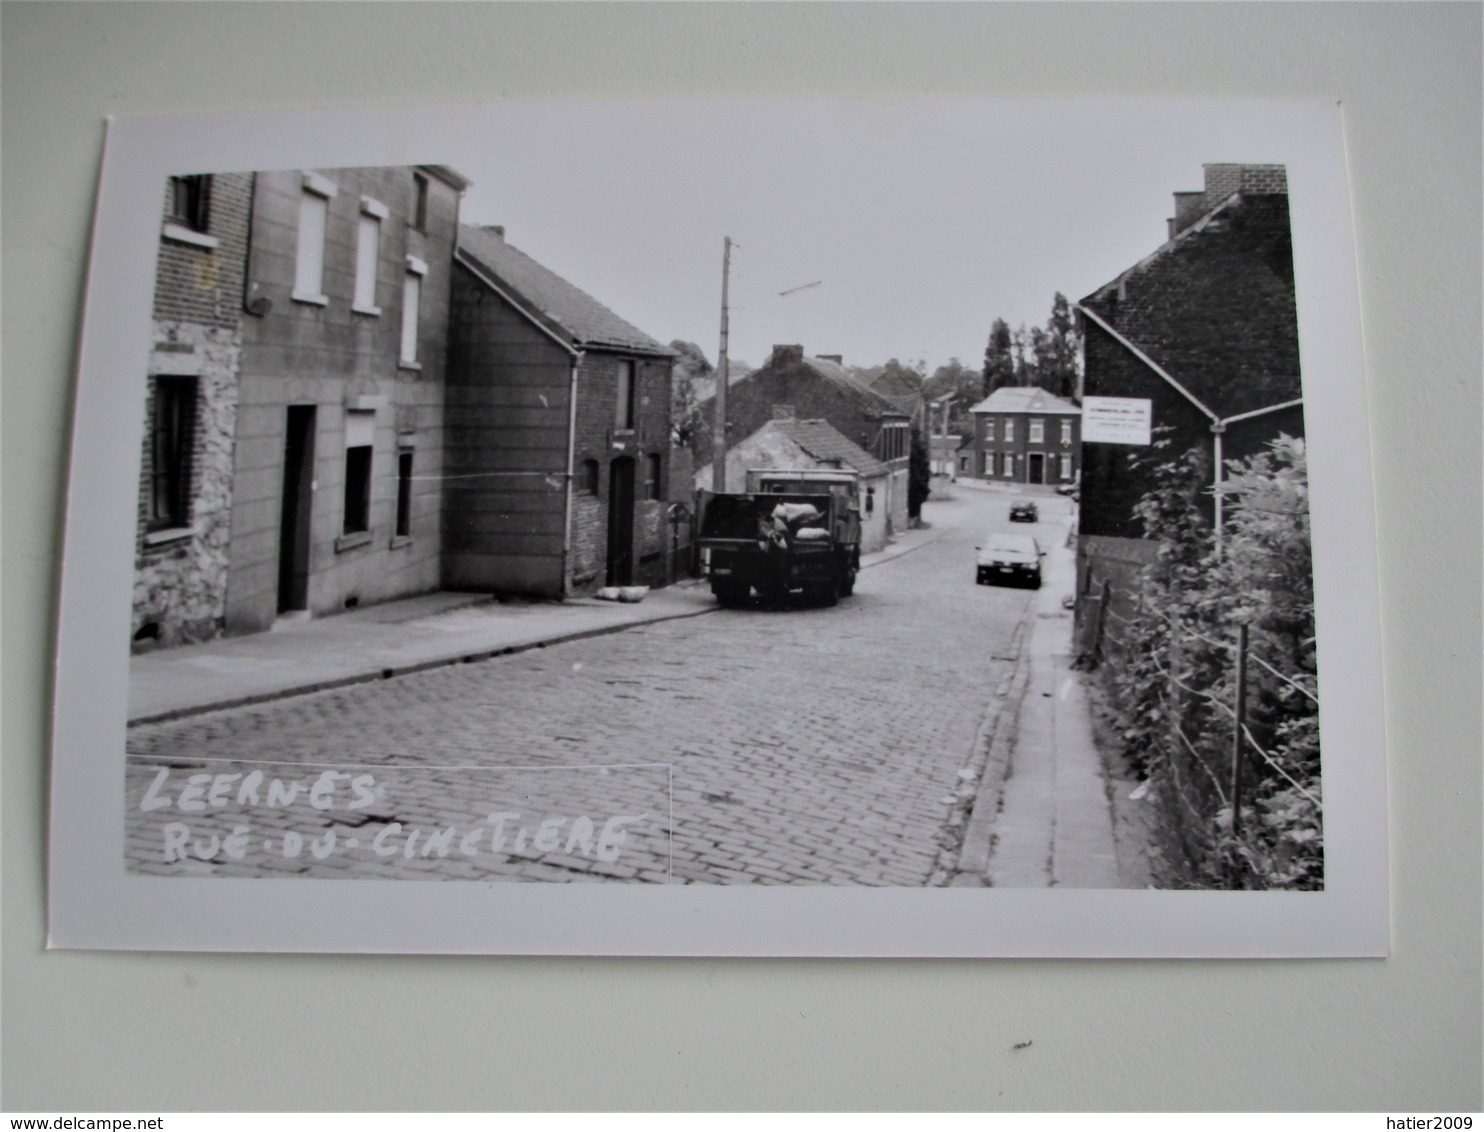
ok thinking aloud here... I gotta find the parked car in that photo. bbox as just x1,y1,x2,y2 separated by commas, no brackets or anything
976,534,1044,588
1009,500,1039,523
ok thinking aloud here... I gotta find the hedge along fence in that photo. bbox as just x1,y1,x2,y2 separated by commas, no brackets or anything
1077,435,1322,890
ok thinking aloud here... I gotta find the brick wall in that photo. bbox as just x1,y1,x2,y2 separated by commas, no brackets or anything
1079,190,1303,541
691,358,899,474
569,350,674,590
152,173,253,329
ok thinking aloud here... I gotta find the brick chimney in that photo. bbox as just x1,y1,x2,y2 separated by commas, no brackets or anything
769,344,805,368
1170,165,1289,239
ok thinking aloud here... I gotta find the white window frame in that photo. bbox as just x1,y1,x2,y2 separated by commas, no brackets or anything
1003,418,1015,442
292,172,337,306
1002,452,1014,477
983,417,995,441
1060,454,1074,480
400,256,427,367
1029,418,1045,443
1061,418,1073,443
353,196,387,316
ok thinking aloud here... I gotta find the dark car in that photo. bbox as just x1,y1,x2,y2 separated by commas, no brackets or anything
1009,500,1039,523
976,534,1044,588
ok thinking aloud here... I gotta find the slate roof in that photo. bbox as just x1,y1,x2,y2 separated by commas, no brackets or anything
794,354,910,418
766,418,890,478
968,387,1081,415
457,224,673,357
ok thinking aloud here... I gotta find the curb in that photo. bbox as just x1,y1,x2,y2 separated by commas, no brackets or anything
942,601,1035,886
128,600,721,728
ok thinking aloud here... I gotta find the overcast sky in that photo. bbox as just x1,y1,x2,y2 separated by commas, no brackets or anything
452,99,1330,374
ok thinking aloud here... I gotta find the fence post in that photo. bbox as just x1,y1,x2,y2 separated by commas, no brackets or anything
1092,579,1112,663
1230,622,1250,845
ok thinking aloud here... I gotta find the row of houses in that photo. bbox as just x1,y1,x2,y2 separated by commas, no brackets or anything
942,163,1303,597
136,164,685,652
135,164,922,653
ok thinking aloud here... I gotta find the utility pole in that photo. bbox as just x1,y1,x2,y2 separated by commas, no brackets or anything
712,236,733,494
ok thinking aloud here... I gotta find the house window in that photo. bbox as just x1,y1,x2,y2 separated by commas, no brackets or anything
581,459,600,495
1029,418,1045,443
1060,454,1074,481
615,360,636,430
1003,418,1015,442
983,451,994,477
412,172,430,232
167,175,211,232
865,487,875,515
983,418,995,441
1061,418,1073,443
395,450,413,538
341,407,375,539
354,197,387,315
343,446,372,535
644,453,663,501
400,257,427,366
1002,452,1014,477
294,173,336,305
958,454,969,472
147,376,197,531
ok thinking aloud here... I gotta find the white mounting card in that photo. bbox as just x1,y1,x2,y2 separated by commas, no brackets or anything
49,98,1385,955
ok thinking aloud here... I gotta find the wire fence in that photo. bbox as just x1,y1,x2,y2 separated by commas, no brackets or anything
1076,565,1323,889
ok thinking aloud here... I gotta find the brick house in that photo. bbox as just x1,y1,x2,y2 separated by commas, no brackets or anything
223,166,468,636
694,417,895,554
132,172,255,649
691,345,912,536
133,165,469,650
1074,162,1304,605
966,386,1082,485
448,224,677,596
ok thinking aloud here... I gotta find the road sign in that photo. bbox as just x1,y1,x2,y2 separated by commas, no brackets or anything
1082,396,1153,445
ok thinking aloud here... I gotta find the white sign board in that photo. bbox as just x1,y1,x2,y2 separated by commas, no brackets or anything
1082,396,1153,445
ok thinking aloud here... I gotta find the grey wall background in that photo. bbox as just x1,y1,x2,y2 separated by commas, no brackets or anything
3,2,1479,1111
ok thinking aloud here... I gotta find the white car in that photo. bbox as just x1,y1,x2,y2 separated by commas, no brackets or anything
975,534,1043,588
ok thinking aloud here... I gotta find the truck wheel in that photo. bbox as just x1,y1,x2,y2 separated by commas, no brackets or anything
814,579,839,608
712,580,749,607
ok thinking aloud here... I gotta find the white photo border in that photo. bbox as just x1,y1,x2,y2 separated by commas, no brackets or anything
48,99,1388,956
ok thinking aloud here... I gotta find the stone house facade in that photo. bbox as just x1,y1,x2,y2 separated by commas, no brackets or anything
691,345,911,536
966,386,1082,485
133,171,255,650
448,224,676,596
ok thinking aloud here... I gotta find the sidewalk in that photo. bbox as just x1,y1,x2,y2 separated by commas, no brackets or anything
955,509,1122,888
128,523,943,725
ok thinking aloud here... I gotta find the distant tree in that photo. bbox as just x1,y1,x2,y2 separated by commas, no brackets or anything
982,319,1014,397
923,358,983,431
908,424,932,521
1039,292,1082,399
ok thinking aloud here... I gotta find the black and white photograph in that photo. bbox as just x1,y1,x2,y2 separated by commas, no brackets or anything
49,98,1386,955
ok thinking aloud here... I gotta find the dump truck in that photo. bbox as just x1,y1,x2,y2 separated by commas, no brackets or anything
696,473,861,608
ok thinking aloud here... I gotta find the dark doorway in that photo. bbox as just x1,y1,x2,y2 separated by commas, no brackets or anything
1028,452,1046,484
606,456,635,586
278,405,316,613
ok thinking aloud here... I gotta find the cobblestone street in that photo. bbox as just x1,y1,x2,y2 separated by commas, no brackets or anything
126,485,1072,885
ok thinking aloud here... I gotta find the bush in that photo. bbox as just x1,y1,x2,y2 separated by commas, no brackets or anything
1100,434,1322,889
